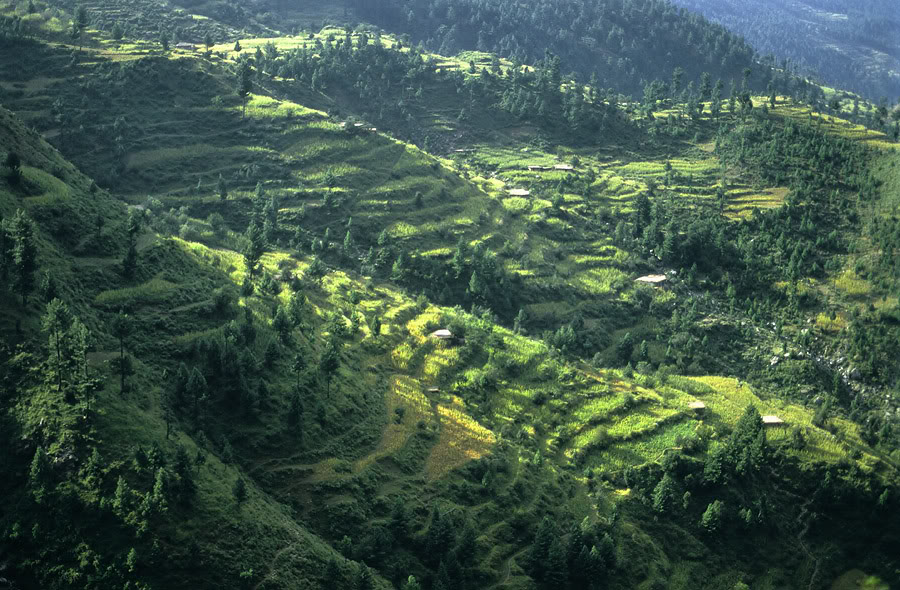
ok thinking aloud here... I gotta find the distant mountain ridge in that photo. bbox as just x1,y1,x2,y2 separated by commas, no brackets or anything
667,0,900,100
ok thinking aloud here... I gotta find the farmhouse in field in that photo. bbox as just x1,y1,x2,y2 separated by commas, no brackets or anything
762,415,785,426
553,164,575,171
508,189,531,197
174,42,196,51
688,401,706,412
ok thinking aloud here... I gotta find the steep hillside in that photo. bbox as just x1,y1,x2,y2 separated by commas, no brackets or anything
0,104,379,589
1,3,900,590
668,0,900,101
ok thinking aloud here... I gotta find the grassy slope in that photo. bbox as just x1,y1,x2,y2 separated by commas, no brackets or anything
1,7,899,590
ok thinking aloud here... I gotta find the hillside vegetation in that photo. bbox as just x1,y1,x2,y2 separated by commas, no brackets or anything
1,1,900,590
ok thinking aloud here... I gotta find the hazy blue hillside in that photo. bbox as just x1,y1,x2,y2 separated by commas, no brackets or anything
668,0,900,100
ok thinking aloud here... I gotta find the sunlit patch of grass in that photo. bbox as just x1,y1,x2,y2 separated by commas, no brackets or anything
572,267,629,295
20,167,72,201
174,238,246,282
94,278,178,306
423,347,460,381
354,375,433,472
573,423,611,451
387,221,420,239
572,393,626,422
596,421,696,468
815,312,846,333
427,397,496,480
502,196,532,214
833,269,871,297
725,187,789,219
420,247,453,258
238,94,326,119
127,144,260,170
407,307,443,339
606,406,680,439
391,341,415,371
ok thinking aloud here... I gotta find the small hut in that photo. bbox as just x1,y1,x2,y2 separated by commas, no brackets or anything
553,164,575,171
528,165,550,171
762,415,785,426
430,329,454,341
688,401,706,411
635,274,668,284
174,42,196,51
508,189,531,197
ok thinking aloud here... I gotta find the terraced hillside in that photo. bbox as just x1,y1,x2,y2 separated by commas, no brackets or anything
2,3,900,590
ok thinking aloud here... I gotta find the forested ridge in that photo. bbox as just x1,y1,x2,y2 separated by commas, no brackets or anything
1,0,900,589
348,0,762,96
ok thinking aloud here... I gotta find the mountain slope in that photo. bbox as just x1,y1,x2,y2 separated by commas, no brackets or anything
667,0,900,101
347,0,763,95
1,5,900,590
0,105,383,590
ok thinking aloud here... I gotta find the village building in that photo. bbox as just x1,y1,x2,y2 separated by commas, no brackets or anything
635,274,667,284
430,329,454,340
762,415,785,426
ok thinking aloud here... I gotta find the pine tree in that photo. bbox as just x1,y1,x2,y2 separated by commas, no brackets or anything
69,317,90,384
42,298,71,392
217,174,228,200
186,367,208,425
391,253,408,283
232,477,247,506
113,475,130,513
700,500,724,532
237,60,253,118
652,473,677,513
273,306,292,344
319,340,339,395
353,565,373,590
10,209,37,305
111,22,124,42
243,220,265,278
513,308,527,334
122,241,137,279
29,446,49,503
111,310,132,394
292,352,305,391
527,516,556,579
4,151,22,185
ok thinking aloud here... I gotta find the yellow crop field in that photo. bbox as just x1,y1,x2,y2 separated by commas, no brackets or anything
426,397,496,480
